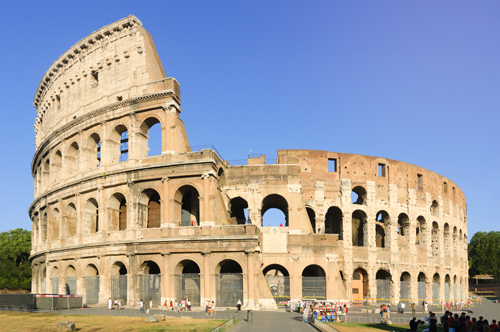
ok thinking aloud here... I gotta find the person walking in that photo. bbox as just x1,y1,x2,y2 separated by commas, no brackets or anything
163,300,168,312
117,299,121,310
401,301,405,314
411,302,416,316
107,297,112,310
139,299,144,314
170,300,173,311
236,299,242,311
387,305,391,320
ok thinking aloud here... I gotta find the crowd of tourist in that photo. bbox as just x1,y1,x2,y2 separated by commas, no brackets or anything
295,301,350,323
409,311,499,332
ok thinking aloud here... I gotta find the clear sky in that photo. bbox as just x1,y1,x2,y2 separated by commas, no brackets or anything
0,1,498,238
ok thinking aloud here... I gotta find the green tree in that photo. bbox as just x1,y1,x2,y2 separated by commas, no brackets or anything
468,231,500,278
0,228,32,290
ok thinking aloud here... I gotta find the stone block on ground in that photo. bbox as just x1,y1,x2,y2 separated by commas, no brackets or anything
56,321,76,332
361,309,367,313
153,314,165,321
145,316,159,323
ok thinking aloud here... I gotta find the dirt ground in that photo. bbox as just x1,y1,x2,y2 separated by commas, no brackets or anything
0,289,30,294
327,322,445,332
0,311,226,332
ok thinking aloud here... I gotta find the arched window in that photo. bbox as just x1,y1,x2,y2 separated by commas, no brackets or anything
43,159,50,190
139,189,161,228
175,186,200,226
261,194,288,227
325,207,343,239
352,210,368,246
430,200,439,217
302,265,326,300
66,142,80,176
230,197,249,225
351,186,367,205
375,211,390,248
263,264,290,303
50,208,60,241
41,212,48,243
139,117,162,157
84,198,99,234
431,222,440,256
85,133,101,170
63,203,77,238
109,193,127,231
175,260,201,306
443,223,451,254
109,125,128,164
416,216,426,246
52,151,62,185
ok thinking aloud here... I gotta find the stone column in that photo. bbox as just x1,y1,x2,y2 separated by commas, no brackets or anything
128,254,138,306
161,177,169,226
202,173,211,223
367,213,376,248
290,256,301,301
202,251,212,303
246,250,256,308
161,252,170,303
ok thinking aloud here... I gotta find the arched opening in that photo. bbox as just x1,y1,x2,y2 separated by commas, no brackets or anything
376,270,392,303
85,133,101,170
41,267,47,294
400,272,411,304
375,211,390,248
416,216,426,246
63,203,77,238
65,265,77,295
109,193,127,231
453,275,458,300
43,159,50,190
302,265,326,300
109,125,128,164
430,200,439,217
306,207,316,233
397,213,410,246
50,208,60,241
84,198,99,234
66,142,80,176
84,264,100,304
352,210,368,247
352,268,368,304
216,260,243,307
41,212,48,243
443,223,451,255
140,261,161,306
111,262,128,305
325,206,343,239
138,189,161,228
263,264,290,305
351,186,367,205
139,117,162,158
229,197,248,225
445,274,451,300
261,194,288,227
418,272,427,302
217,168,226,186
175,185,200,226
432,273,440,302
453,227,458,255
51,267,59,294
175,260,201,306
431,222,440,256
52,151,62,185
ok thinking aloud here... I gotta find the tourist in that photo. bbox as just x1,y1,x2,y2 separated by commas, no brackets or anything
170,300,173,311
491,320,499,332
118,299,121,310
380,305,383,318
212,301,216,315
382,304,387,319
236,299,242,311
410,317,419,332
206,300,209,314
107,297,112,310
397,301,401,314
163,300,168,312
441,300,445,312
386,305,391,320
412,302,416,316
174,300,178,312
178,301,182,312
207,300,212,315
187,299,191,311
428,312,438,332
114,298,118,310
401,301,405,314
424,301,428,313
139,299,144,314
181,298,186,311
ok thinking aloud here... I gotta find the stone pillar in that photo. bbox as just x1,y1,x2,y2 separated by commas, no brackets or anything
202,173,211,223
202,251,211,303
161,177,169,226
128,255,137,306
315,217,325,234
290,256,301,301
246,250,256,308
161,252,170,303
367,213,376,248
368,269,377,305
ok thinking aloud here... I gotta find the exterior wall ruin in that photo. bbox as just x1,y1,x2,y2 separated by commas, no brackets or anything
30,15,469,309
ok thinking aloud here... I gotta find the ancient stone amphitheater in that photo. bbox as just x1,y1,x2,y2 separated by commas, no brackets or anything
29,15,468,309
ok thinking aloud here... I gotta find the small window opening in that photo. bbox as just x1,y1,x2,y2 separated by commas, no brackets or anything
55,95,61,110
452,187,456,197
328,158,337,172
97,142,101,167
443,182,448,193
117,96,123,101
378,163,386,177
91,71,98,82
417,174,423,191
119,131,129,162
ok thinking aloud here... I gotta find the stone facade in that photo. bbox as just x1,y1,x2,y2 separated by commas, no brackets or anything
29,15,468,309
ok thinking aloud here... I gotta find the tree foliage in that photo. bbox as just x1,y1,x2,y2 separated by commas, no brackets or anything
468,231,500,279
0,228,32,290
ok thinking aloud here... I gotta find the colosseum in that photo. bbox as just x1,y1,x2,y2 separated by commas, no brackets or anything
29,15,469,309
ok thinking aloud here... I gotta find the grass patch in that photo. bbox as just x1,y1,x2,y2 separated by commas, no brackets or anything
0,311,226,332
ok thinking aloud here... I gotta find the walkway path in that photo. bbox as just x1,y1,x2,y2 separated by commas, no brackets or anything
231,310,317,332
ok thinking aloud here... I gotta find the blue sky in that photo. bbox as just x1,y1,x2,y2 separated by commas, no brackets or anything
0,1,498,237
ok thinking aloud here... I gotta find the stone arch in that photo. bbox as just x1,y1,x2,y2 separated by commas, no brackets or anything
431,222,440,256
52,150,62,184
229,197,248,225
51,266,60,294
84,198,99,234
84,263,100,304
50,208,60,241
63,203,77,238
443,223,451,254
41,211,48,243
138,116,163,158
66,141,80,176
351,186,367,205
84,263,99,276
43,159,50,190
65,265,77,295
397,213,410,236
109,124,129,164
85,132,101,170
417,272,427,301
111,261,128,275
140,260,161,275
306,207,316,233
352,210,368,246
139,260,161,306
400,271,411,303
430,200,439,217
216,259,244,306
110,261,128,304
376,269,392,303
325,206,343,239
375,210,390,248
109,192,127,231
352,268,369,303
217,167,226,186
261,194,289,227
263,264,290,277
445,274,451,299
174,185,200,226
174,260,201,306
432,273,440,301
416,216,427,246
263,264,290,303
302,265,326,300
138,188,161,228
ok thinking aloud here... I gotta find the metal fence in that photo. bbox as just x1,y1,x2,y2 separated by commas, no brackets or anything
418,282,426,301
66,276,77,295
345,315,413,324
265,275,290,304
302,277,326,300
52,277,59,294
140,274,161,307
111,275,128,305
86,276,100,304
217,273,243,307
176,273,201,306
445,283,450,299
376,280,391,303
432,282,439,301
400,281,410,304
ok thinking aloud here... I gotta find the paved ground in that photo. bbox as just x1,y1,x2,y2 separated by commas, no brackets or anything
231,310,317,332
